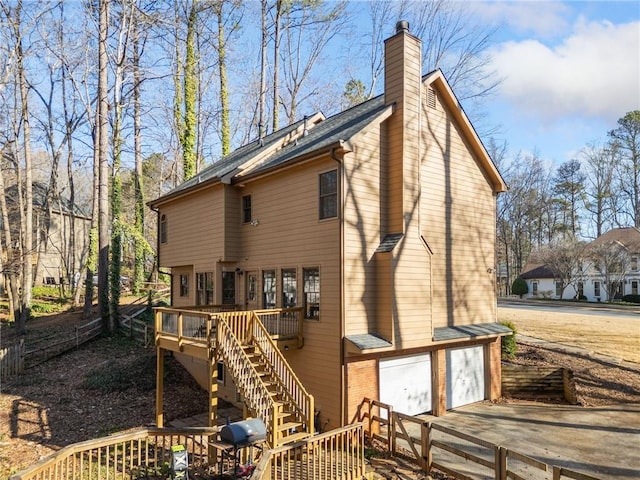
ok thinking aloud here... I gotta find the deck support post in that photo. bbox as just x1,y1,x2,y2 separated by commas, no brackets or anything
156,347,164,427
209,354,218,428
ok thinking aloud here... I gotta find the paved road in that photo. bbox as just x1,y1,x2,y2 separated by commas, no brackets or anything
498,299,640,319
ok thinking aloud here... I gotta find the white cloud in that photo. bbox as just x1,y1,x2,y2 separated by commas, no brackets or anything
470,1,572,38
489,20,640,122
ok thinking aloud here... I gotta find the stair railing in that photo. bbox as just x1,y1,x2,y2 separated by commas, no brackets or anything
250,312,315,437
215,317,278,446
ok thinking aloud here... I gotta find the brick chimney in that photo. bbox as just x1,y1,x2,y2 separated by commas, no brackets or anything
384,21,422,234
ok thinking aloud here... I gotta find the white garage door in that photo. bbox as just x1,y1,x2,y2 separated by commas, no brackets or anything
379,353,432,416
446,346,485,409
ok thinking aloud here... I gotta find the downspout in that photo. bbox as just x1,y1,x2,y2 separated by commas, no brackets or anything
331,146,346,426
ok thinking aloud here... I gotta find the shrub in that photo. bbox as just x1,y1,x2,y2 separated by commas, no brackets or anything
622,294,640,304
511,277,528,298
500,321,517,360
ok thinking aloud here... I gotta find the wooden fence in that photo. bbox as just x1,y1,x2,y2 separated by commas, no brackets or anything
356,398,601,480
23,318,103,367
0,339,25,379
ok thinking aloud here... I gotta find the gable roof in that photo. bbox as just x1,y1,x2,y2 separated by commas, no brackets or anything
589,227,640,253
238,96,392,180
148,114,324,207
150,69,506,207
520,263,558,280
424,70,507,193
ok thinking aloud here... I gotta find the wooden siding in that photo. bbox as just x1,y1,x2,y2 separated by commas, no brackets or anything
343,128,384,338
237,157,343,431
420,84,497,329
384,31,422,234
159,186,226,269
172,265,194,307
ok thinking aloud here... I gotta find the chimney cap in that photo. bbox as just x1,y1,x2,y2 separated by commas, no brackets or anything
396,20,409,33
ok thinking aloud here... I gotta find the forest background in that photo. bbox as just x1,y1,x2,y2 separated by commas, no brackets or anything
0,0,638,335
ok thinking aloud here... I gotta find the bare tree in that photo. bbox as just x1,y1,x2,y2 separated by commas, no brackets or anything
279,0,346,125
588,241,632,301
581,142,616,238
97,0,111,330
610,111,640,228
536,239,588,299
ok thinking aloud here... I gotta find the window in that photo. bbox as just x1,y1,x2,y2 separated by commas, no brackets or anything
577,281,584,298
263,270,276,308
594,281,601,297
303,267,319,319
532,281,538,296
632,256,638,272
242,195,252,223
217,361,225,384
282,269,297,308
319,170,338,220
555,281,562,298
632,281,638,295
222,271,236,305
196,272,214,305
160,214,167,244
180,274,189,297
247,274,257,302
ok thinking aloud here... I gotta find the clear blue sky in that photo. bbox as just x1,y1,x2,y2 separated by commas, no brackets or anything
459,0,639,164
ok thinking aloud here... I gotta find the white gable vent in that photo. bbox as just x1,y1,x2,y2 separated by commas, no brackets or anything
427,87,436,109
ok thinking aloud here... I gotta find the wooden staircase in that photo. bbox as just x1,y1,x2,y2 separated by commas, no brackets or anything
213,311,314,448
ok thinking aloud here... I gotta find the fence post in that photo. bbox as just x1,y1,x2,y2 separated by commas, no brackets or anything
425,422,432,474
18,339,24,374
496,445,507,480
420,421,429,473
552,466,561,480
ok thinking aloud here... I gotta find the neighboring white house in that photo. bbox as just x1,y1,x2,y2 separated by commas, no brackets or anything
519,227,640,302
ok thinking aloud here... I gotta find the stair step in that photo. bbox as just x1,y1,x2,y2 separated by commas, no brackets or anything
278,421,303,432
279,431,310,444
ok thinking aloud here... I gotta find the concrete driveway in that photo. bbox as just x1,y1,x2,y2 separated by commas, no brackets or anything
419,401,640,479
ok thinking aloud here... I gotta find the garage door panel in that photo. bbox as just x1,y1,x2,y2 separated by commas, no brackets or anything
379,353,432,416
446,346,485,410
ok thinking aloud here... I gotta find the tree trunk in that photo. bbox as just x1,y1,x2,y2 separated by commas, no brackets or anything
97,0,112,332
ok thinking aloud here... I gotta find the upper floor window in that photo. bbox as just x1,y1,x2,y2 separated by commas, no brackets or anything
196,272,214,305
303,267,319,320
242,195,252,223
160,214,168,244
631,256,638,272
179,274,189,297
319,170,337,220
263,270,276,309
282,269,297,308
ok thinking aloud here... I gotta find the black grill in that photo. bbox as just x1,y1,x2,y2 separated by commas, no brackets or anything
220,418,267,447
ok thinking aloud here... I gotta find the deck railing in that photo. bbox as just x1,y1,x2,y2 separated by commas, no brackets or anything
11,424,365,480
9,427,218,480
251,312,314,437
254,308,304,342
215,318,280,446
252,423,365,480
155,306,303,343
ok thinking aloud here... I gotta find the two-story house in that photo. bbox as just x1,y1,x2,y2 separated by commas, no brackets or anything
520,227,640,302
149,22,509,435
